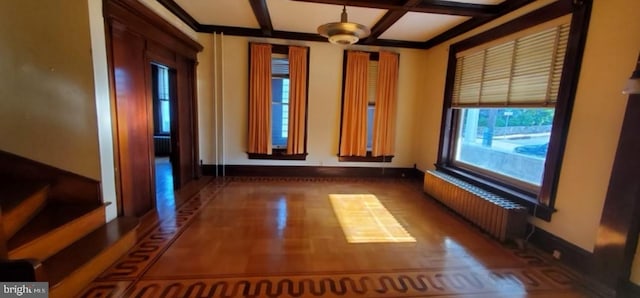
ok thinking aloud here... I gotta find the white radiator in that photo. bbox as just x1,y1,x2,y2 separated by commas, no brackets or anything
424,170,528,242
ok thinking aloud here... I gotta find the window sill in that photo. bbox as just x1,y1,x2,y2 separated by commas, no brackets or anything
338,153,394,163
247,150,307,160
435,164,555,221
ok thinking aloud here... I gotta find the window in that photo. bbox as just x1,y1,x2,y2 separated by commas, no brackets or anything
366,60,378,151
152,64,171,135
247,43,309,160
453,107,554,192
437,5,589,220
339,51,398,162
271,56,289,149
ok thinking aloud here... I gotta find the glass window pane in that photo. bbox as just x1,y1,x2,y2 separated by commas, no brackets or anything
454,108,554,187
160,100,170,133
366,106,375,150
272,76,289,148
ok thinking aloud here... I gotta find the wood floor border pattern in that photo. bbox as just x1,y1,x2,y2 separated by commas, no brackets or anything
96,180,227,281
77,178,600,297
78,267,582,298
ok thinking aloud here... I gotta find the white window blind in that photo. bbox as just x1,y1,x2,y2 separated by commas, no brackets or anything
452,23,570,107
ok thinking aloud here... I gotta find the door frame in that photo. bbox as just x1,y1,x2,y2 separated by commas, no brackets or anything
103,0,203,217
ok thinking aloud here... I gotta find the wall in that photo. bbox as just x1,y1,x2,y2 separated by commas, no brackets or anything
196,35,425,169
413,0,640,255
0,0,100,179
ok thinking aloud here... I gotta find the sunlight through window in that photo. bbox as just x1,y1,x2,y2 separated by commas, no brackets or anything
329,194,415,243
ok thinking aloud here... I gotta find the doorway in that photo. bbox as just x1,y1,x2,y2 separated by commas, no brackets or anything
151,63,177,215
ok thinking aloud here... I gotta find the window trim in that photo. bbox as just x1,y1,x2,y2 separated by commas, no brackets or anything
337,50,395,163
246,43,310,160
436,0,592,221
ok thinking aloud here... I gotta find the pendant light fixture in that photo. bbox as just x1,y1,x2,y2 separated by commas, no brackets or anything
317,5,370,45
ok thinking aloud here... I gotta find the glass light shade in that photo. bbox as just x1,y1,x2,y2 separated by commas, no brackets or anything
329,34,359,45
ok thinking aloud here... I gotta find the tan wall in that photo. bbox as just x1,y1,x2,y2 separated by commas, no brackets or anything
196,35,425,168
413,0,640,253
197,33,216,165
0,0,100,179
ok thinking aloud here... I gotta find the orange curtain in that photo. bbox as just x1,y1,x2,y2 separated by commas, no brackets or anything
286,46,308,155
248,43,272,154
339,51,370,157
372,51,399,157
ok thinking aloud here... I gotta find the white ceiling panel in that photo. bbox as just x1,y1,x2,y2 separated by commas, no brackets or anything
267,0,386,34
379,12,470,42
175,0,259,28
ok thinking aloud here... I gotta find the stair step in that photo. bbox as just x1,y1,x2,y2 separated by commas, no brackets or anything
8,202,105,260
0,180,49,238
45,217,138,298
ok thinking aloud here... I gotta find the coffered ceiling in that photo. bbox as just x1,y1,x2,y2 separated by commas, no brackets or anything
157,0,534,49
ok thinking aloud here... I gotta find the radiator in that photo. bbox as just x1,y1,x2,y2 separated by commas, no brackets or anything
154,136,171,156
424,170,527,242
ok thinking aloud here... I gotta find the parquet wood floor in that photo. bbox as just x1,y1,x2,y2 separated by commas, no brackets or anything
78,177,602,297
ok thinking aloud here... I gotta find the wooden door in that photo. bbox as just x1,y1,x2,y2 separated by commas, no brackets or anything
174,57,199,187
110,23,154,217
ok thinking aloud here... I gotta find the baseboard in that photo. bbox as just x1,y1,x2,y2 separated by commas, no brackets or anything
526,226,618,297
527,226,593,274
201,164,423,179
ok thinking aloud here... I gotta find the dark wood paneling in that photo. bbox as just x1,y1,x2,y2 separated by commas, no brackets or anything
105,0,202,216
292,0,499,16
0,150,101,205
104,0,202,58
412,1,498,16
423,0,535,49
201,164,421,179
248,0,274,36
155,0,200,31
452,0,573,52
592,92,640,290
364,10,411,43
175,57,199,187
110,23,154,217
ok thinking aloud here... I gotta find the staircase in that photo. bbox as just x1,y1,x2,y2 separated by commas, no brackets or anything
0,151,139,298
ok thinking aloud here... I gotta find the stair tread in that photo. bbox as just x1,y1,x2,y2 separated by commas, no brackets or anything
43,217,138,286
7,201,102,250
0,180,49,212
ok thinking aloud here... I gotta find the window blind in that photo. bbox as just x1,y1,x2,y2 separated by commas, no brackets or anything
272,56,289,77
368,60,378,104
452,23,570,107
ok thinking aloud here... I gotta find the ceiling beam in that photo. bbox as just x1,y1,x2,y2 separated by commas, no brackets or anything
156,0,200,31
363,0,422,43
423,0,535,48
291,0,499,17
199,25,425,48
248,0,274,36
412,0,499,17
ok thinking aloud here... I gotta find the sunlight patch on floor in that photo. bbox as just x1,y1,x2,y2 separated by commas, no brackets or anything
329,194,416,243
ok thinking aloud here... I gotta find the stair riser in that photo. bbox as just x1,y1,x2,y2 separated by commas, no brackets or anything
9,207,105,260
49,229,137,298
3,187,48,239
